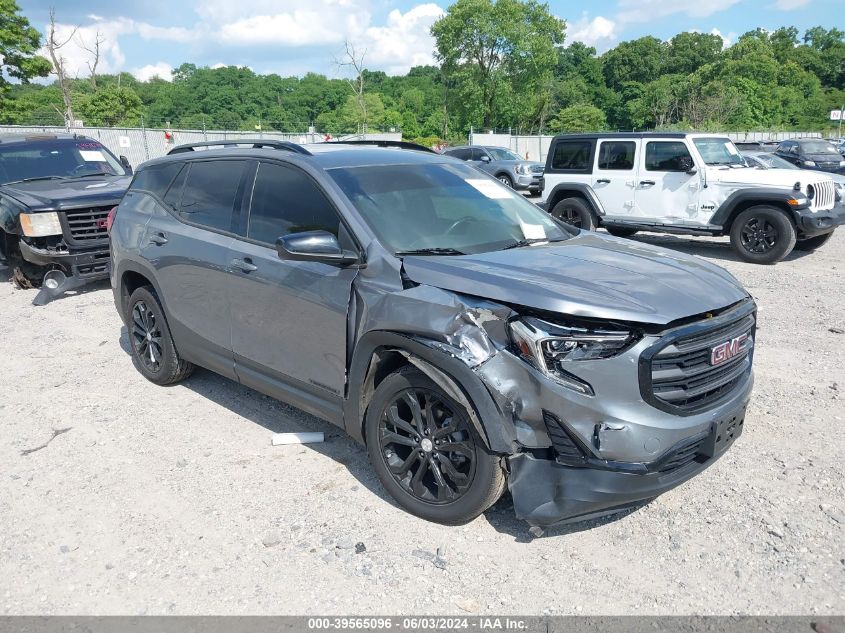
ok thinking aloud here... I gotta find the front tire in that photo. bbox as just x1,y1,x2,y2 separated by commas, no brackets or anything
729,206,796,264
794,231,834,252
365,367,505,525
497,174,513,188
550,197,596,230
127,286,194,385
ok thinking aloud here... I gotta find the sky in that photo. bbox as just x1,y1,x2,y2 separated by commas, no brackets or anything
19,0,843,82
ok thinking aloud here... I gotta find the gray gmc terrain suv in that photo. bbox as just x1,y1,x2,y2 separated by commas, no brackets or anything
110,140,755,528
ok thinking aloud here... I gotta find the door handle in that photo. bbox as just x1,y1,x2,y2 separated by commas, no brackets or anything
595,178,611,184
149,232,168,245
231,257,258,273
639,180,656,186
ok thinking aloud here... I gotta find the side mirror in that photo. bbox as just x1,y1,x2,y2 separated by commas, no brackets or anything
276,230,358,266
119,155,133,175
678,156,696,174
479,155,491,163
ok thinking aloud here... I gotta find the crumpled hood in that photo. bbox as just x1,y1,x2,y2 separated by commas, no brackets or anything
1,175,132,211
402,232,748,325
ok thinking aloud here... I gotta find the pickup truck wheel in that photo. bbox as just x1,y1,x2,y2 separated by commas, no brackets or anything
365,367,506,525
550,197,596,230
127,286,194,385
8,252,45,289
794,231,834,251
730,206,796,264
606,227,639,238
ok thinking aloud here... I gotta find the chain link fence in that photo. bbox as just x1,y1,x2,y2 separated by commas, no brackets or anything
0,124,401,168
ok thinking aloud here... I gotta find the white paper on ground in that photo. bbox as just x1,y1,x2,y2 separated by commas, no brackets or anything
271,432,325,446
520,222,547,240
466,179,511,199
79,150,107,162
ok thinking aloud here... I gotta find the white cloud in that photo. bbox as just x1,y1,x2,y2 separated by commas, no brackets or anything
363,4,445,74
40,18,133,78
133,62,173,82
615,0,740,24
709,27,737,47
568,14,618,49
773,0,811,9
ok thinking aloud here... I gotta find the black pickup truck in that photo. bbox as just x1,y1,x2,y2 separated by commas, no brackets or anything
0,134,132,301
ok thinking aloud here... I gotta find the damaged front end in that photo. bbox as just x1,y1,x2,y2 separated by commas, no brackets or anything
348,260,755,528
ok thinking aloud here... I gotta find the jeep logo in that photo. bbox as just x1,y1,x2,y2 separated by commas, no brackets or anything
710,334,749,366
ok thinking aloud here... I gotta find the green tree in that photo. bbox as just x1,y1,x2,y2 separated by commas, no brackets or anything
0,0,51,93
666,32,723,76
76,86,143,126
547,104,607,132
601,36,666,91
431,0,565,129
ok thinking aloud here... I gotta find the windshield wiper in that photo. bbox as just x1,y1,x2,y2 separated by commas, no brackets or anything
395,247,466,256
71,171,117,178
3,175,69,185
501,238,566,250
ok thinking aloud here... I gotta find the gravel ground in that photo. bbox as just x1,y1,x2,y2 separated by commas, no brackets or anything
1,231,843,616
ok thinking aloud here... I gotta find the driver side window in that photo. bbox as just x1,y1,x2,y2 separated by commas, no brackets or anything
645,142,693,172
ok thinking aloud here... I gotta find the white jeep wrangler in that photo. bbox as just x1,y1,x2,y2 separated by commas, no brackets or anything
540,133,844,264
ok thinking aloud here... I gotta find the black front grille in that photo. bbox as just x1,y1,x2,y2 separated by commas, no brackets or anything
642,306,755,414
63,207,111,243
655,435,707,473
531,165,545,174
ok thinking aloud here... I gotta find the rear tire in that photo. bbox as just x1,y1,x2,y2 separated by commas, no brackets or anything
9,253,45,289
365,367,506,525
605,226,639,238
729,206,796,264
794,231,834,252
127,286,194,385
550,197,596,230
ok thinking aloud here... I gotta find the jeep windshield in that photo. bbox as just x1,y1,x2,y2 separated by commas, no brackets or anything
329,162,569,256
0,138,126,185
693,137,746,166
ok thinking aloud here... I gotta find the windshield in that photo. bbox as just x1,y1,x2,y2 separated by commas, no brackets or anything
800,141,839,155
486,148,523,161
693,137,746,166
329,162,569,255
0,138,126,185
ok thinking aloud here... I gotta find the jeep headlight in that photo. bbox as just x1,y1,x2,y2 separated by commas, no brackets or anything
20,212,62,237
509,317,635,395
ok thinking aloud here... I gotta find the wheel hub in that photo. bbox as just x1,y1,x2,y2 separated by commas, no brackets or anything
420,438,433,452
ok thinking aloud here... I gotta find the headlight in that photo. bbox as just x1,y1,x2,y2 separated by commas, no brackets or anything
803,160,817,167
839,160,845,167
20,212,62,237
516,164,533,175
509,317,635,395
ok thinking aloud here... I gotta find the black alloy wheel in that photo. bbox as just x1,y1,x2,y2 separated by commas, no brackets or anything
739,216,779,254
378,387,476,504
131,299,163,373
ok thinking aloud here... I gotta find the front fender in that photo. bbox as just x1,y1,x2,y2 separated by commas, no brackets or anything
344,331,517,454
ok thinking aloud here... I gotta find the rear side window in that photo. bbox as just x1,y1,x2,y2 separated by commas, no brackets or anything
178,160,246,232
131,163,183,199
645,142,692,171
446,148,471,161
551,141,592,171
247,162,340,245
597,141,635,170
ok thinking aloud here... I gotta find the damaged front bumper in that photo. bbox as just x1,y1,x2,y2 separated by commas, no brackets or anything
19,240,110,305
508,400,747,527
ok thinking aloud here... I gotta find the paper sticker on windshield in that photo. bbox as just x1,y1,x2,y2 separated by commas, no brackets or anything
79,150,106,162
466,179,511,199
520,222,546,240
724,142,739,156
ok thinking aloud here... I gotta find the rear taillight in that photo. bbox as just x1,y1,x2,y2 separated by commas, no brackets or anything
106,206,117,233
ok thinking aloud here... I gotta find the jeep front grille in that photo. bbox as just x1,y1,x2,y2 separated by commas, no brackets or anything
641,305,755,414
62,207,111,244
808,180,835,211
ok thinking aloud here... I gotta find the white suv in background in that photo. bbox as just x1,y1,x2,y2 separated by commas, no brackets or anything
539,133,844,264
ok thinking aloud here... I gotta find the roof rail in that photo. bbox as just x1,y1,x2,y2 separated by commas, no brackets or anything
167,139,312,156
323,140,436,153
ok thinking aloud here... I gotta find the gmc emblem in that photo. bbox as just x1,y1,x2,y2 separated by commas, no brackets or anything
710,334,749,366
